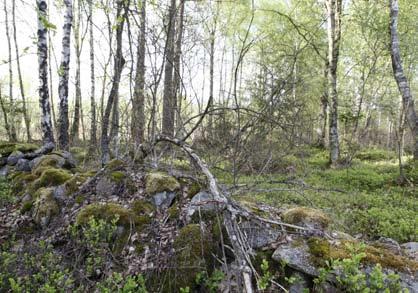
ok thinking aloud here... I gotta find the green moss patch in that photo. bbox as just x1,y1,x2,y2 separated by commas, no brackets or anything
307,237,418,272
76,203,141,227
106,159,126,171
110,171,126,183
145,172,180,195
32,188,59,225
0,142,38,156
32,168,72,189
282,207,330,229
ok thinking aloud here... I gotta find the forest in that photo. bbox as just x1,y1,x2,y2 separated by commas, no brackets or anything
0,0,417,292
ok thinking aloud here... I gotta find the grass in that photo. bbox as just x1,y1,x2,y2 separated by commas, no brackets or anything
216,148,417,243
0,177,13,207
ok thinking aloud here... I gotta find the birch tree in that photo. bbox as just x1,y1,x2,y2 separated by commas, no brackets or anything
326,0,342,166
12,0,32,142
57,0,73,150
4,1,17,142
88,0,97,151
36,0,55,144
389,0,418,160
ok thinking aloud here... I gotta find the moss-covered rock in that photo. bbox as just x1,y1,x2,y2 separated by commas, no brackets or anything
145,172,180,195
0,142,38,156
282,207,330,230
32,187,59,226
10,172,37,195
131,199,155,216
32,154,67,176
76,203,136,227
32,168,73,189
307,237,418,272
171,224,214,290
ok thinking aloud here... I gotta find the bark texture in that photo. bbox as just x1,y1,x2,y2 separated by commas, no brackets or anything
4,1,17,142
12,0,32,142
70,0,81,143
161,0,176,136
100,0,126,164
36,0,55,144
88,0,97,151
326,0,342,165
132,0,147,146
57,0,73,150
389,0,418,160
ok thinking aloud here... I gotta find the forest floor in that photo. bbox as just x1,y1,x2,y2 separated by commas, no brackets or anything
215,147,417,244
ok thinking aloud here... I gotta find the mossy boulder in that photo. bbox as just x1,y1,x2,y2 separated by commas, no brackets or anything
0,142,38,156
171,224,214,290
76,203,137,227
31,154,67,176
282,207,330,230
145,172,180,195
32,168,73,190
32,187,59,226
307,237,418,272
132,199,155,216
10,172,37,195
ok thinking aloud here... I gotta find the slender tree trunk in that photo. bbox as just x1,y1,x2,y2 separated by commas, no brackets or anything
173,0,184,134
4,1,17,142
318,65,328,148
36,0,55,145
88,0,97,152
101,0,126,164
0,87,12,140
132,0,147,146
389,0,418,160
162,0,176,137
326,0,342,166
57,0,73,150
71,0,81,144
12,0,31,142
208,25,215,137
48,19,57,131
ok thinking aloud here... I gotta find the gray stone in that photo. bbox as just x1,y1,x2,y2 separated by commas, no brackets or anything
272,239,319,277
53,185,66,203
187,191,226,218
95,177,116,197
21,193,32,204
0,165,10,177
7,151,24,166
375,237,401,255
16,158,31,172
239,220,281,249
152,191,176,209
401,242,418,261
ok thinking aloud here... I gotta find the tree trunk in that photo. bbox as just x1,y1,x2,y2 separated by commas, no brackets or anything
70,0,81,144
132,0,147,146
318,65,328,148
12,0,32,142
88,0,97,152
326,0,342,166
57,0,73,150
36,0,55,145
100,0,126,164
389,0,418,160
173,0,185,134
162,0,176,137
4,1,17,142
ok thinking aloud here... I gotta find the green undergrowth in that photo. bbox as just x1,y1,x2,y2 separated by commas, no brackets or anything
218,147,417,242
